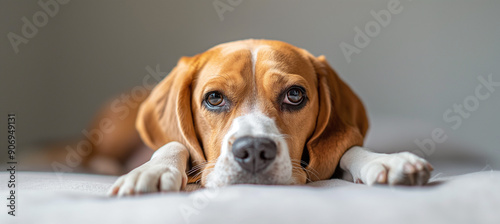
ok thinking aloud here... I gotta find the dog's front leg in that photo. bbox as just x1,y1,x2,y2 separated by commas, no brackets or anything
108,142,189,196
339,146,433,186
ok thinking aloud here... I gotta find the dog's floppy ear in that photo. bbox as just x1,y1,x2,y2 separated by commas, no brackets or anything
136,56,206,171
305,55,369,181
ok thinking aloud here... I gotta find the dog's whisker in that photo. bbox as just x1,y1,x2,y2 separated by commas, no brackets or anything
187,160,218,175
290,159,321,176
276,133,291,139
289,160,321,181
291,167,313,183
188,164,217,176
191,166,216,179
191,168,215,181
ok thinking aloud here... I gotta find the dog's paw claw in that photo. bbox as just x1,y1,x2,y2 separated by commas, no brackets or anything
108,163,185,197
360,152,432,186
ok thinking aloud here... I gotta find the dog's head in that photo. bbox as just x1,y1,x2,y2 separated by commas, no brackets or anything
136,39,368,187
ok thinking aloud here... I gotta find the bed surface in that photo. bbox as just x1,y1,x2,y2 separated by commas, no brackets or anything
1,171,499,224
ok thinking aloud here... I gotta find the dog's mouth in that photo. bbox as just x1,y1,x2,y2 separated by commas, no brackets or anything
229,168,287,185
204,139,312,187
202,137,293,187
201,112,295,187
203,158,293,187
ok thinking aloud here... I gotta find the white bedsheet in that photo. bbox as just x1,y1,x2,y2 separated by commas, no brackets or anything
0,171,499,224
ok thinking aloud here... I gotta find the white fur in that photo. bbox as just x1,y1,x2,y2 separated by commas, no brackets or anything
204,112,293,187
339,146,433,185
251,47,258,77
108,142,188,196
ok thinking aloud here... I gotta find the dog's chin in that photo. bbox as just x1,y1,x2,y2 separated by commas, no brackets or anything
202,163,293,188
228,171,292,186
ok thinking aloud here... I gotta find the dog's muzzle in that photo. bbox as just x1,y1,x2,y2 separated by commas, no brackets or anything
232,136,277,174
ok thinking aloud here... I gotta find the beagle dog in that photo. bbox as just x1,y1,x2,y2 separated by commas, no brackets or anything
107,39,432,196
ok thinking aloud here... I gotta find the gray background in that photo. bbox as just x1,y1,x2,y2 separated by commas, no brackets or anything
1,0,499,168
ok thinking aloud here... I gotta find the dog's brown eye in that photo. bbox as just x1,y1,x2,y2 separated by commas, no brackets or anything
284,88,304,105
206,92,225,106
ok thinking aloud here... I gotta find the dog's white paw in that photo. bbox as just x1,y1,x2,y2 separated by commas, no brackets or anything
359,152,433,186
108,162,187,196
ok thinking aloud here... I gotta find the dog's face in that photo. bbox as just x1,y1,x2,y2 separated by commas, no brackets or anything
137,40,368,187
191,42,319,186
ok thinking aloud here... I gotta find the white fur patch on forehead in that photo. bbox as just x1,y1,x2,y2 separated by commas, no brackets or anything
251,45,272,76
251,48,258,77
218,42,273,75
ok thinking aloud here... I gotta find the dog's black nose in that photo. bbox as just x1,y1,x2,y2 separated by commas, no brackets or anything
232,136,277,173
